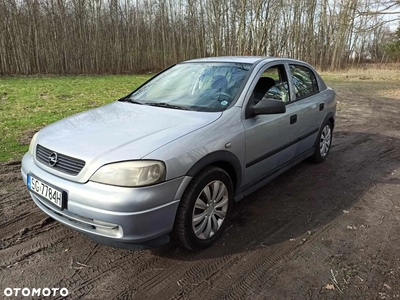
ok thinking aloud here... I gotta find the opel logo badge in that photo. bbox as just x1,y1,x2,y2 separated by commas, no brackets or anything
48,152,59,167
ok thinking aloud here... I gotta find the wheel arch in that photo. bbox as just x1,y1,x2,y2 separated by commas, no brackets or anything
327,113,335,129
311,112,334,150
322,112,335,127
315,112,335,144
185,151,242,194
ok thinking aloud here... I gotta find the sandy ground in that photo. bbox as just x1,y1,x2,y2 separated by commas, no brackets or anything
1,81,400,299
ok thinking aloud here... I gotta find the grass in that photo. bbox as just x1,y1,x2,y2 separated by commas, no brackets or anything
319,68,400,113
1,67,399,162
320,67,400,99
0,75,151,162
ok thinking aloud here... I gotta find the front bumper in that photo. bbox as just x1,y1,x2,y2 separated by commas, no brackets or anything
21,153,188,248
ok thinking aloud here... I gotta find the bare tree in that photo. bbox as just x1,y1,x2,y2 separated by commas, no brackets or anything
0,0,398,75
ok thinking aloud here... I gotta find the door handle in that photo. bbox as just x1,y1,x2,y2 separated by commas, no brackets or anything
319,103,324,111
290,114,297,124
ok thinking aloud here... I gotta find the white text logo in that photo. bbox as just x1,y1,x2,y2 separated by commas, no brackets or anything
3,288,69,297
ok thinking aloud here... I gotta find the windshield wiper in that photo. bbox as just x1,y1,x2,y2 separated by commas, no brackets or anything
144,102,188,110
119,97,143,104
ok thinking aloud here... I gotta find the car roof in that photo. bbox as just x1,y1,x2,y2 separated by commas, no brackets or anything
184,56,272,64
183,56,306,65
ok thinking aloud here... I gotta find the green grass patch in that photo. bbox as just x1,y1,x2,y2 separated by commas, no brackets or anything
0,75,151,162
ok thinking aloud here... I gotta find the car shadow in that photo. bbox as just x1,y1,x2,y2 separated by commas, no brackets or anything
150,130,400,260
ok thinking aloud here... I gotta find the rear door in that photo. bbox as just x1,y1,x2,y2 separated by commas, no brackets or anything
287,64,326,156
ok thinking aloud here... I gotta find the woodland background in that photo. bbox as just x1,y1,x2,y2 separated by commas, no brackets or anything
1,0,400,75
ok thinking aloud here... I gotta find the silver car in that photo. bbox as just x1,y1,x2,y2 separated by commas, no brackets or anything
21,57,336,250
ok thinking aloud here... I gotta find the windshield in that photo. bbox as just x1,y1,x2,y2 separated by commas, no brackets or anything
125,62,251,112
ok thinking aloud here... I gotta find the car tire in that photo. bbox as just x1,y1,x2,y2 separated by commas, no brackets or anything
172,166,233,250
311,120,333,163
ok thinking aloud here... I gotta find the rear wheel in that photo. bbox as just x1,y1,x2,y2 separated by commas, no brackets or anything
311,120,333,163
172,166,233,250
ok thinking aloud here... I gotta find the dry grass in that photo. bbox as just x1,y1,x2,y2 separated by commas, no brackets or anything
321,66,400,101
320,64,400,83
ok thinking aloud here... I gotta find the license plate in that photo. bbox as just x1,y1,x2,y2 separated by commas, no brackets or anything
27,174,64,208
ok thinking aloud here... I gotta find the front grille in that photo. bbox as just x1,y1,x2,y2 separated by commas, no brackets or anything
36,144,86,176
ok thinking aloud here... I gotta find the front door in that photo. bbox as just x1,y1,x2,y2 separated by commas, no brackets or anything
242,64,299,186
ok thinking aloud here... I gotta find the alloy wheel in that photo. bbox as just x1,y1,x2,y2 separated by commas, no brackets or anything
320,125,331,157
192,180,229,240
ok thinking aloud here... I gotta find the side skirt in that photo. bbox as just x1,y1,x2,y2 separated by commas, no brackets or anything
234,148,314,202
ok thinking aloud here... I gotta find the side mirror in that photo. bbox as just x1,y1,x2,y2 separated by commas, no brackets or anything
253,98,286,115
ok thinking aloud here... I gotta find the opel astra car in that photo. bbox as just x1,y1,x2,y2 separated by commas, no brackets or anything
21,57,336,250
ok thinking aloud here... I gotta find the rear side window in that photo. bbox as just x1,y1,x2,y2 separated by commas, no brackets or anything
289,65,319,99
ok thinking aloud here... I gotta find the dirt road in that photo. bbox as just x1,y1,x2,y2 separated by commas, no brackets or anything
1,80,400,299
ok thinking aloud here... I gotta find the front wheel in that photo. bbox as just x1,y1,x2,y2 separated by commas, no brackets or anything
311,120,333,163
172,166,233,250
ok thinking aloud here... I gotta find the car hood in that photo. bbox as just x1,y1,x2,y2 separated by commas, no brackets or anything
35,102,221,181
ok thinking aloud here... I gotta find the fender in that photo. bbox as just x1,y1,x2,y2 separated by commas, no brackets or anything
186,150,242,193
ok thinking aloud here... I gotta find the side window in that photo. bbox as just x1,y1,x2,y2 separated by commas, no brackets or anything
289,65,319,99
253,65,290,104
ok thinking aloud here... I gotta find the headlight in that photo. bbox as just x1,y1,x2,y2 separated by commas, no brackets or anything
90,161,166,187
28,132,39,155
